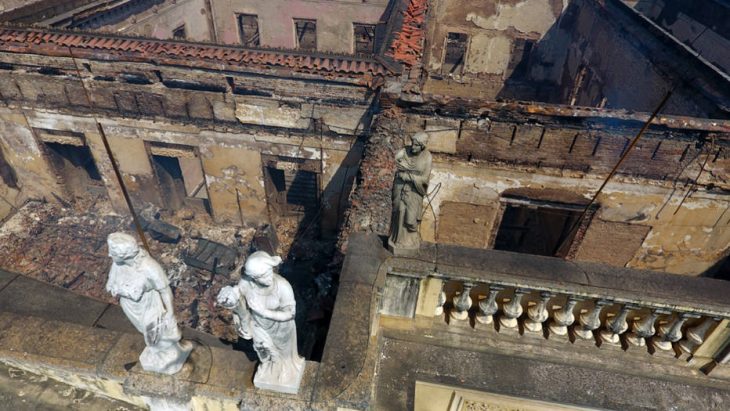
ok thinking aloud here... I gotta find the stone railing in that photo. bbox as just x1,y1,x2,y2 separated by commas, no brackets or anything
382,245,730,369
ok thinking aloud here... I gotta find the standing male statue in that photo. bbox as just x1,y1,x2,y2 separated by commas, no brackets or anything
106,232,192,375
217,251,305,394
388,131,432,254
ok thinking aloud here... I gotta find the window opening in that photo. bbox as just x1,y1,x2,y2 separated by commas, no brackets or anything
294,19,317,51
506,38,535,79
172,24,186,39
149,143,210,215
0,145,18,189
443,32,468,75
238,14,260,47
353,23,376,54
43,141,103,198
494,202,582,257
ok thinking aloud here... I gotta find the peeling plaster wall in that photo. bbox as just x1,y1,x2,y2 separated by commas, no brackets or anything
423,0,567,99
211,0,389,53
111,0,215,42
422,0,728,118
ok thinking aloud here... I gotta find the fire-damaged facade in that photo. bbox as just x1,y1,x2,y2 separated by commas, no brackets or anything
1,1,730,411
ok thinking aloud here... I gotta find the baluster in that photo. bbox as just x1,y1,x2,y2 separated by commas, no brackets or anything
549,295,579,336
476,285,503,325
652,312,695,351
574,299,610,339
434,285,447,317
499,288,527,329
524,291,554,333
626,308,668,347
678,316,720,356
599,304,637,345
450,282,474,321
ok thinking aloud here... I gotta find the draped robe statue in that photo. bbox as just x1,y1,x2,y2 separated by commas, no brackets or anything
388,132,432,254
106,232,192,375
217,251,305,394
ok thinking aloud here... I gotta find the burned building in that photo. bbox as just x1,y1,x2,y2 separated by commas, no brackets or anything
0,0,730,410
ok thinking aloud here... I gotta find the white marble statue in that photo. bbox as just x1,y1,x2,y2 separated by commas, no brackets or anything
106,232,192,375
389,131,432,254
217,251,305,394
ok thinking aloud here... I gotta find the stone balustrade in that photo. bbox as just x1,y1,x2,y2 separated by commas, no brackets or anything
382,245,730,369
431,279,723,357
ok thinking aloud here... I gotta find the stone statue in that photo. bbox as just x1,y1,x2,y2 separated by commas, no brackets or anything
388,131,432,254
217,251,305,394
106,232,192,375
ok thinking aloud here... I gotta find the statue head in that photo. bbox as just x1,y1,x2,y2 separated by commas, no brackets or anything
410,132,429,154
244,251,283,287
107,232,140,265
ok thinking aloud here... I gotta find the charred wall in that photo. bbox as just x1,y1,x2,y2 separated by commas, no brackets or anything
0,49,373,235
499,0,730,118
345,103,730,276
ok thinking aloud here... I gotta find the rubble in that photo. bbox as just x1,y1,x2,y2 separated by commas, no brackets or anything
0,196,339,358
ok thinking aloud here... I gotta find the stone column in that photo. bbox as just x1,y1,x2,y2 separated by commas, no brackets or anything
549,295,579,336
450,282,474,321
499,288,527,329
574,299,610,340
626,308,667,347
599,304,637,345
476,285,503,325
652,312,695,352
679,316,720,358
524,291,554,333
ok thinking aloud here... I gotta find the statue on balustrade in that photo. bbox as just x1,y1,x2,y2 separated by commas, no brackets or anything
106,232,192,375
217,251,305,394
389,131,432,255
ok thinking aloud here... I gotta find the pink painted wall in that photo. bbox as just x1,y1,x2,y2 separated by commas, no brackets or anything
212,0,389,53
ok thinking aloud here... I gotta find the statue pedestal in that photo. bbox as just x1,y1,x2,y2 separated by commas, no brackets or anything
140,340,193,375
387,242,420,257
254,358,307,395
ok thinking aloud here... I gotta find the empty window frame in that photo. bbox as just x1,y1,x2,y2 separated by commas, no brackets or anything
263,156,320,218
442,32,468,74
294,19,317,51
353,23,376,54
38,131,103,199
148,143,210,214
505,37,535,79
237,14,260,47
493,200,583,258
172,24,186,39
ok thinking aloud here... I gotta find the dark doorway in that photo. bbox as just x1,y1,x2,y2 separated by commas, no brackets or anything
43,142,103,198
151,155,187,211
494,204,582,257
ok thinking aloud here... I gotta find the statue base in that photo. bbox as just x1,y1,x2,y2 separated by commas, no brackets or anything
254,356,306,395
140,340,193,375
387,237,420,257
